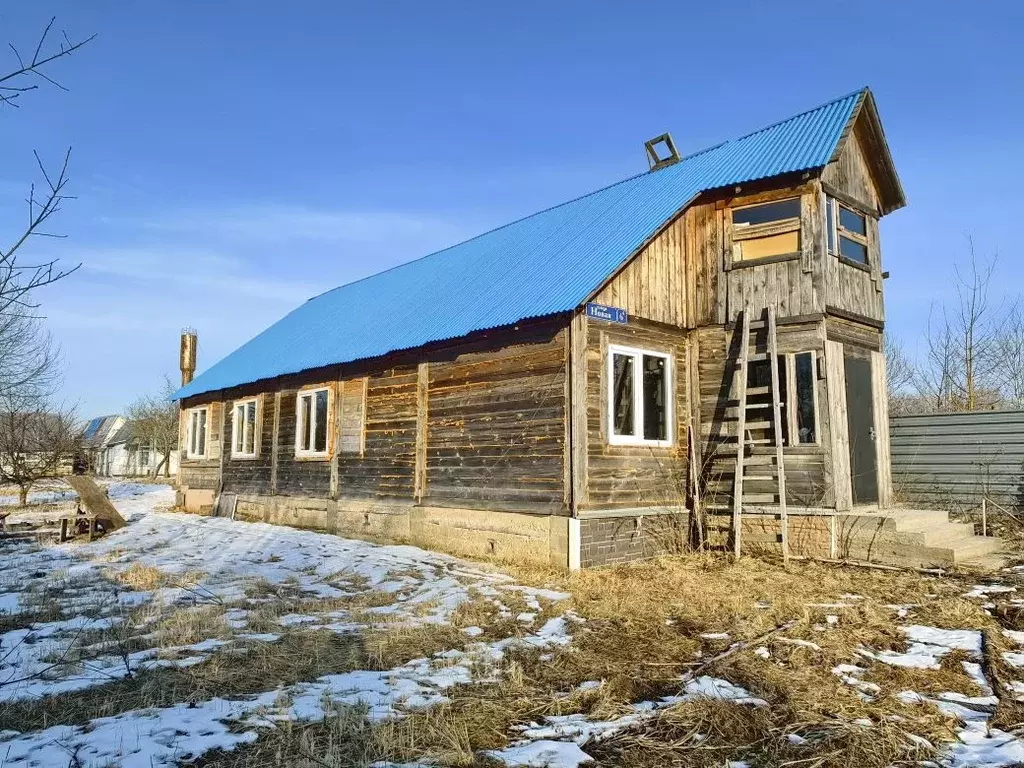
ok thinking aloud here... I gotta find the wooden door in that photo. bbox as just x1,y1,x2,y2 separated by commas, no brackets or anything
844,354,878,504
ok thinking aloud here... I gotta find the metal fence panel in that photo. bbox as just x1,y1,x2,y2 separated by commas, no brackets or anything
890,410,1024,508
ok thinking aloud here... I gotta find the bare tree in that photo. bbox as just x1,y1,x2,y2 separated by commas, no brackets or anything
1,18,94,321
997,305,1024,409
125,378,179,478
0,318,78,503
918,240,1011,411
884,333,915,395
0,311,60,402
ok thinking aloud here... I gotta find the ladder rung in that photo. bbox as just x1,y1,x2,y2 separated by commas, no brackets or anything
745,438,773,445
743,474,777,482
747,386,771,396
748,352,768,362
745,420,773,430
743,493,779,503
747,320,766,330
745,402,773,409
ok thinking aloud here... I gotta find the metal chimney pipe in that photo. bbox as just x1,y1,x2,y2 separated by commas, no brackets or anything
180,328,197,386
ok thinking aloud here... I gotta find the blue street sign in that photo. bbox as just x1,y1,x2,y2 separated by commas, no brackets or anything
585,303,628,324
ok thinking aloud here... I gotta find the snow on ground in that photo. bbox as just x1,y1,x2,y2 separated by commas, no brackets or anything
0,482,578,767
839,619,1024,767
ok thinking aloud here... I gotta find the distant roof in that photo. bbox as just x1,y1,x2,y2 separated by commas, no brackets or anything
176,88,895,400
82,415,122,449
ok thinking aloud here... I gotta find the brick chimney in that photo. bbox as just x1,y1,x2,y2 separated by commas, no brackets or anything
180,328,197,386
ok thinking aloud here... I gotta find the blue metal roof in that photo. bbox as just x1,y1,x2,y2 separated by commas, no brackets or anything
175,88,865,400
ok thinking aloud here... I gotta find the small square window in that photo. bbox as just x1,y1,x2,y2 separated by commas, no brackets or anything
608,345,672,447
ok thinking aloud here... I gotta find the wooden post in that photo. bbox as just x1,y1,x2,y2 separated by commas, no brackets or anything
414,362,429,502
982,497,988,537
767,306,789,565
270,391,281,495
60,517,69,543
733,310,750,561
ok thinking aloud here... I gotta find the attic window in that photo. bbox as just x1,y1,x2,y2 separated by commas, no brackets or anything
645,133,680,171
731,198,802,263
826,196,870,266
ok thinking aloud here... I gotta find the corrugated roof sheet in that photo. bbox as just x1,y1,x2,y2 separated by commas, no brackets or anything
175,88,864,400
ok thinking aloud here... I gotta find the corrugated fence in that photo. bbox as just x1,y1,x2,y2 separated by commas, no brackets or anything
890,410,1024,508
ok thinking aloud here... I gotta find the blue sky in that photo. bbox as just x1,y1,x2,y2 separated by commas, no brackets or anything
1,1,1022,415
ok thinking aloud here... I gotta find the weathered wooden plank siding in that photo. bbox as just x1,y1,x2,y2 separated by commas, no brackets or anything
593,215,687,328
822,131,885,322
221,394,275,495
276,388,332,497
177,398,223,491
582,318,690,510
719,184,824,324
684,201,722,327
696,320,831,508
822,129,880,210
336,367,418,500
425,328,567,512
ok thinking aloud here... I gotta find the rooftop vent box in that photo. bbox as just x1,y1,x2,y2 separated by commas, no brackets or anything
645,132,680,171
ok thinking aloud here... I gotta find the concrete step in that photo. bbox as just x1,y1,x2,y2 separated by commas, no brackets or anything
958,553,1011,573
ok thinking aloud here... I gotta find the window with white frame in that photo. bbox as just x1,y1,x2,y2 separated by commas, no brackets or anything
608,345,672,446
232,398,259,458
295,387,330,457
139,443,150,468
185,407,209,459
826,196,870,266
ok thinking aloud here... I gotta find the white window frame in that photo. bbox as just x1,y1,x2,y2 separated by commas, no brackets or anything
231,397,259,459
606,344,673,448
185,406,209,459
295,386,332,458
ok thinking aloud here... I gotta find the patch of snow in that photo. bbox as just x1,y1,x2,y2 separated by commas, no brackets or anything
488,740,593,767
964,584,1016,599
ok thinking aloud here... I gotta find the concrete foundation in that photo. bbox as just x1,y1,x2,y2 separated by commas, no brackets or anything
227,494,573,568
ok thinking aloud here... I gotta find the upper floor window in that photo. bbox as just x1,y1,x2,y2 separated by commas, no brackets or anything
232,398,259,458
185,406,208,459
731,198,801,263
296,387,330,457
608,345,672,447
826,196,869,266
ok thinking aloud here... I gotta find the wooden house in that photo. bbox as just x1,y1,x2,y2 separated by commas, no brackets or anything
174,88,1002,569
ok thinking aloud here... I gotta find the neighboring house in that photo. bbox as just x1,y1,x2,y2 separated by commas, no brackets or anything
84,416,179,478
172,88,1000,570
81,415,125,474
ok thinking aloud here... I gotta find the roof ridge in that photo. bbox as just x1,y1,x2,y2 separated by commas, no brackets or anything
732,87,867,142
307,87,866,305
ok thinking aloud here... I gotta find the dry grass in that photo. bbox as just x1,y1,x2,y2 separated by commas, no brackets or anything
8,547,1023,767
109,562,205,591
0,629,367,733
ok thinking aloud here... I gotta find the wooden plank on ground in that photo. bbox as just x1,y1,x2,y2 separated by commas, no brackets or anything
64,475,127,530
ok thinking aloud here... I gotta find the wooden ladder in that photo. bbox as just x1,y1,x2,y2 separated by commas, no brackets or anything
732,306,789,563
